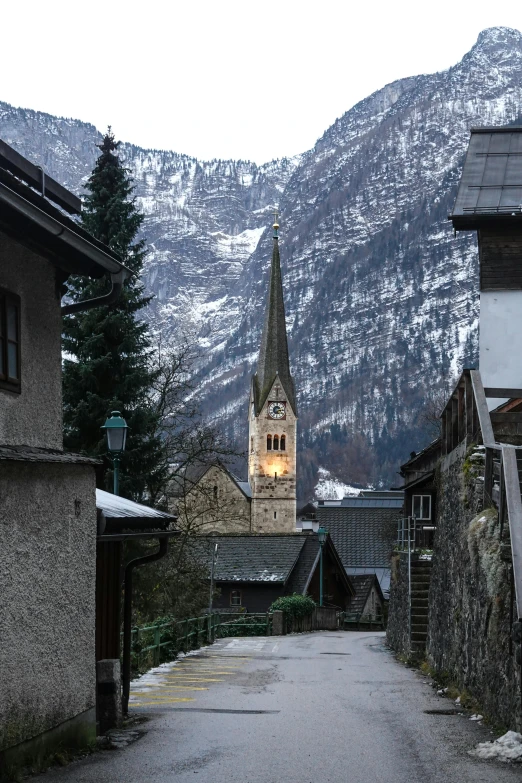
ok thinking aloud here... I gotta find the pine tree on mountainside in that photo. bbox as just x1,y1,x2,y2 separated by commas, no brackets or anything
62,129,166,502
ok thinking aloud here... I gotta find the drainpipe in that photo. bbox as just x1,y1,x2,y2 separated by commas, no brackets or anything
208,543,219,643
408,516,412,650
122,538,169,715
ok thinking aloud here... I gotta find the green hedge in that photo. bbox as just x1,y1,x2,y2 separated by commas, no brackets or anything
269,594,316,618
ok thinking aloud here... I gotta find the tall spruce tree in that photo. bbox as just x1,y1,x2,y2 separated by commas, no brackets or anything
63,130,166,502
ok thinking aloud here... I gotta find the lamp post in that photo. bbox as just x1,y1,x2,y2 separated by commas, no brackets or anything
101,411,128,496
317,526,328,607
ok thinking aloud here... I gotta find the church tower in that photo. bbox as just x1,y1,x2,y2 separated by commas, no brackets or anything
248,216,297,533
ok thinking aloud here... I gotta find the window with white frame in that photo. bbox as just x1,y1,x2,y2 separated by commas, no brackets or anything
412,494,431,520
230,589,241,606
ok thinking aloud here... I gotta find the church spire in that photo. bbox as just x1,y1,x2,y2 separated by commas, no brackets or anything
255,213,296,414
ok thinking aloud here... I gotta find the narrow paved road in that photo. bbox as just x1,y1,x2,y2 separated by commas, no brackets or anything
42,632,521,782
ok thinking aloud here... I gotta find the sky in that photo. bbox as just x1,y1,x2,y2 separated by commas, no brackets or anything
2,1,522,163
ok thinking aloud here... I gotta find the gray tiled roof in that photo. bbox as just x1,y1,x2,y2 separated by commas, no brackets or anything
0,445,100,465
349,575,375,614
452,127,522,220
198,535,307,583
345,567,391,597
317,505,399,569
285,536,320,594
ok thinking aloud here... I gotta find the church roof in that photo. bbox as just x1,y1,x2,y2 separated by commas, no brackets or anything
254,227,296,414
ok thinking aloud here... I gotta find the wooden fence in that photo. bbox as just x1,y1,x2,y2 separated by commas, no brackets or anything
284,607,338,634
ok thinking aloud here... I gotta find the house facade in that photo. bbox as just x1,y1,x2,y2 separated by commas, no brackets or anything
388,127,522,729
0,141,130,773
199,533,354,613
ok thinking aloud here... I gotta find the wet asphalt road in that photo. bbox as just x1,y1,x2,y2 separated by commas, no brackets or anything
41,632,522,783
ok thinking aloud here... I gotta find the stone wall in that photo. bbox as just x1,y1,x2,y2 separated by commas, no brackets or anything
0,234,63,449
427,444,521,730
0,461,97,757
387,553,411,656
182,465,251,533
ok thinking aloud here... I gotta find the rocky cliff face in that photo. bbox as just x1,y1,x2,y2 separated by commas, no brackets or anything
3,27,522,498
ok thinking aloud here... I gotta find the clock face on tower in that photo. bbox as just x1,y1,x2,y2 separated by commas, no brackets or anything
268,401,286,419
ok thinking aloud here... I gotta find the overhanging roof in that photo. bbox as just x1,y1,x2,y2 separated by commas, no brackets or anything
96,489,175,520
96,489,178,538
450,127,522,229
0,140,132,280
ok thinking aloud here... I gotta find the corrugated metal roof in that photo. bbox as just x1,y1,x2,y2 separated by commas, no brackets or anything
96,489,174,520
359,490,404,500
338,498,403,509
452,128,522,220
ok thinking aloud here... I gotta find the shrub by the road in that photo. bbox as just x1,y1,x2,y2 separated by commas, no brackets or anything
269,594,316,618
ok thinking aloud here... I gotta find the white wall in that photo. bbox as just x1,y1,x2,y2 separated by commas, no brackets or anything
480,291,522,409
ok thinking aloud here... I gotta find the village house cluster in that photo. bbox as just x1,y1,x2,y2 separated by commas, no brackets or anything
3,121,522,776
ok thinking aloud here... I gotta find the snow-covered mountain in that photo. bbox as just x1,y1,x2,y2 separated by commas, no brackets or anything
2,26,522,498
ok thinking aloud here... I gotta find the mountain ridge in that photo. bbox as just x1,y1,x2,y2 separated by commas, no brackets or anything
2,26,522,498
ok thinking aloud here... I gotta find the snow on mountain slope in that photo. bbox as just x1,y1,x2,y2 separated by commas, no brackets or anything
2,27,522,497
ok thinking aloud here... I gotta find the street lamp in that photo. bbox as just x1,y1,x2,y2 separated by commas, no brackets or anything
101,411,128,496
317,526,328,607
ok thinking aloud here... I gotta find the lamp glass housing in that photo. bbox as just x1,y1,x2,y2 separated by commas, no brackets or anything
317,526,328,545
101,411,128,453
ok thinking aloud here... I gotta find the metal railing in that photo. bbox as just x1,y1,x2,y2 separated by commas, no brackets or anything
123,612,274,671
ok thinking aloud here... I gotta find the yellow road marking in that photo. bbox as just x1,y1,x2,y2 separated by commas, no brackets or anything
176,664,243,668
133,696,196,704
162,675,224,680
131,687,208,693
174,672,239,675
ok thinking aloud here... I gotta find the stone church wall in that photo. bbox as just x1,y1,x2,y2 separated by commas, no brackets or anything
181,466,251,534
427,444,521,730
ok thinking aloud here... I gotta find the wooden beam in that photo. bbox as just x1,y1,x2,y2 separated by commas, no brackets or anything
465,372,474,445
458,383,465,443
451,396,459,451
502,446,522,619
470,370,495,446
490,412,522,423
484,388,522,399
484,447,494,505
0,139,81,215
